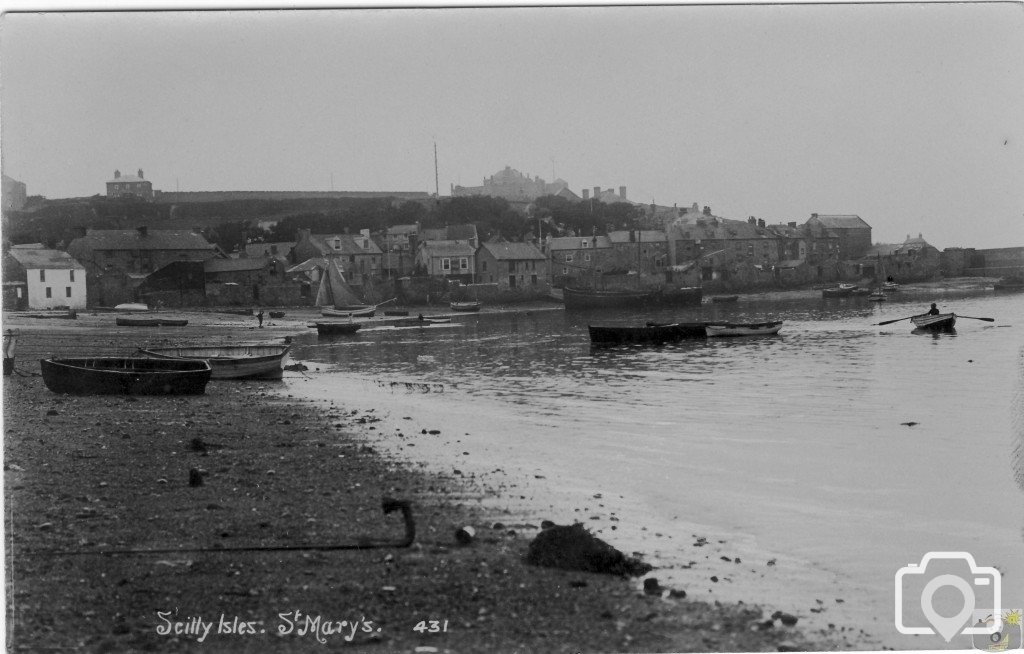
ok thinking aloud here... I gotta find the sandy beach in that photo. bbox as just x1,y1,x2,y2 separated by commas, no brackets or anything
0,309,859,652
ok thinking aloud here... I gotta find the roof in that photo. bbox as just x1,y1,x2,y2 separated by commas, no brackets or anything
312,233,383,256
811,214,871,229
479,241,546,261
608,230,667,244
669,217,772,240
388,224,419,236
776,259,806,269
204,257,270,273
286,257,329,274
107,175,149,184
866,244,901,257
244,242,293,259
7,248,85,270
70,229,215,251
419,240,476,257
420,224,478,242
547,236,612,250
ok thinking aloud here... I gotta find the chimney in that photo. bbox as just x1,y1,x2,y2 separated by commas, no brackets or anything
74,226,87,239
593,186,600,199
811,213,818,219
748,216,756,225
757,219,766,228
619,186,627,199
582,189,590,200
788,221,797,228
138,169,144,179
137,225,148,238
114,170,121,179
703,206,711,216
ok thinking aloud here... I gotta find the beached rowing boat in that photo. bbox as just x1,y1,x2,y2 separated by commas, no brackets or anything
138,344,291,380
40,357,212,395
450,301,482,312
312,322,362,336
588,322,707,346
710,295,739,303
322,305,375,318
910,313,956,331
705,321,783,337
116,317,188,327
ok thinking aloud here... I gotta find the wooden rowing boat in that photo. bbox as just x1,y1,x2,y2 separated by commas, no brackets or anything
450,301,482,312
705,321,783,337
116,317,188,327
322,305,375,318
312,321,362,336
113,303,149,312
910,313,956,331
40,357,212,395
268,311,286,319
710,295,739,303
588,322,707,346
138,345,291,380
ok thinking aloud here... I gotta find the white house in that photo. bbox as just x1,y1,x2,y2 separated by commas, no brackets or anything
4,247,88,309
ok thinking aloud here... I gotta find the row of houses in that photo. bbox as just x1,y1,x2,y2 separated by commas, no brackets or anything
2,206,960,310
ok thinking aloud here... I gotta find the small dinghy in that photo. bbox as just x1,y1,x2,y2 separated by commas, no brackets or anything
588,322,708,346
116,317,188,327
312,322,362,336
450,301,482,312
910,313,956,331
139,344,291,380
705,321,784,337
40,357,212,395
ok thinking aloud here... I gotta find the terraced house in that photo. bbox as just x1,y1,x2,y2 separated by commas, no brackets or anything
476,241,549,295
292,228,383,286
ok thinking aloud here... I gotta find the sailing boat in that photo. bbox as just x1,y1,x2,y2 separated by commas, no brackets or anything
316,259,375,317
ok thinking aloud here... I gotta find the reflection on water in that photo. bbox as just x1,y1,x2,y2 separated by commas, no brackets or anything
289,290,1024,648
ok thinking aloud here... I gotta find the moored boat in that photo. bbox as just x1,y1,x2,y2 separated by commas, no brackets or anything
116,317,188,327
114,302,149,312
564,286,702,310
910,313,956,331
705,321,783,337
138,344,291,380
882,281,900,291
450,301,482,312
40,357,212,395
588,322,707,346
710,295,739,303
312,321,362,336
322,305,375,318
268,311,286,319
868,291,887,301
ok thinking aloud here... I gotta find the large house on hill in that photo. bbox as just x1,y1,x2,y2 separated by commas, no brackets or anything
106,169,153,200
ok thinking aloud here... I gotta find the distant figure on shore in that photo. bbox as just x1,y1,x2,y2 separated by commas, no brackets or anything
926,303,940,315
886,275,895,283
3,329,16,376
256,309,264,328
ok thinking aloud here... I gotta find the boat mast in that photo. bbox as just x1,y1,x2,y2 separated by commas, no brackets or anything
433,142,439,198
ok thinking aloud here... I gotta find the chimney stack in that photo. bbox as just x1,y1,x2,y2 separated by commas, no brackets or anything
114,170,121,179
788,221,797,228
138,169,144,179
594,186,600,199
582,189,590,200
757,218,765,228
703,206,711,216
620,186,627,200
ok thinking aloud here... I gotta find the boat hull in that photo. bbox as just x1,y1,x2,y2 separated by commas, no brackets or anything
705,321,783,337
564,286,702,310
40,358,212,395
910,313,956,331
450,302,481,312
116,317,188,327
710,295,739,303
313,322,362,336
139,345,291,380
588,322,707,345
322,306,374,318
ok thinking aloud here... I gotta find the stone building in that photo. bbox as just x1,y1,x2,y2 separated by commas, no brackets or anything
291,229,383,286
452,166,569,203
805,214,872,260
106,169,154,200
1,246,87,310
476,241,549,294
2,174,27,213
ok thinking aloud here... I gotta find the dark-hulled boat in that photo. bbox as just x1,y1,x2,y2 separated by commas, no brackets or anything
910,313,956,331
116,317,188,327
564,286,702,310
588,322,708,346
705,321,783,337
312,322,362,336
710,295,739,303
138,344,291,380
40,357,212,395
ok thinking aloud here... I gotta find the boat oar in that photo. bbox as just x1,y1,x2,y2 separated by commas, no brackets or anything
955,315,995,322
875,315,917,326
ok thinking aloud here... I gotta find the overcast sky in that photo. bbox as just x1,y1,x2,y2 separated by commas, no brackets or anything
1,4,1022,249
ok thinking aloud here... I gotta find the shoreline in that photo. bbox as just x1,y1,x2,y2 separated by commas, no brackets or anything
1,319,861,652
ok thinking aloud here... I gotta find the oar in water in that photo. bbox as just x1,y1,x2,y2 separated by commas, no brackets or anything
954,315,995,322
875,315,918,326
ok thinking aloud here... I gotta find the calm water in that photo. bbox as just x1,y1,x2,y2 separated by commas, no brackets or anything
285,290,1024,649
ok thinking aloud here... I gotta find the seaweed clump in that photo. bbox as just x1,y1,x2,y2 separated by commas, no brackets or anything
525,523,652,576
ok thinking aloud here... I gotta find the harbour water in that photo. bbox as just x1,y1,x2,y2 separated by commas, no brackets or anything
285,289,1024,649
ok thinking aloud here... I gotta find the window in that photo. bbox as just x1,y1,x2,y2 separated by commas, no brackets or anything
459,258,468,271
16,288,22,298
482,261,488,272
69,270,75,282
45,287,52,298
564,254,573,263
581,240,589,248
584,253,591,262
562,267,568,275
66,287,72,298
442,258,451,271
333,238,341,250
39,270,45,282
531,274,538,285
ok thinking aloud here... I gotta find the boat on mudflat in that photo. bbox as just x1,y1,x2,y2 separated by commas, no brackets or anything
588,322,708,346
312,322,362,336
910,313,956,331
993,279,1024,293
710,295,739,303
705,321,784,337
822,284,858,298
322,305,375,318
114,303,149,312
450,301,482,312
390,315,450,327
40,357,212,395
116,317,188,327
138,344,291,380
564,286,702,310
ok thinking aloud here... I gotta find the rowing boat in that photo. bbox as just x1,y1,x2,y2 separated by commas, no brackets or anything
312,322,362,336
705,321,783,337
710,295,739,303
588,322,707,346
910,313,956,331
116,317,188,327
322,305,375,318
40,357,212,395
450,301,482,312
138,344,291,380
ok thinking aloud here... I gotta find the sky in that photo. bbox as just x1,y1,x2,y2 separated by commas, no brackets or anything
1,3,1022,249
